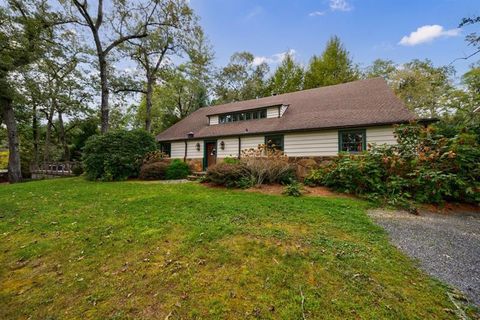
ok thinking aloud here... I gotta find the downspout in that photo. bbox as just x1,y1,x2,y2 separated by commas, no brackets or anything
238,136,242,159
184,140,187,162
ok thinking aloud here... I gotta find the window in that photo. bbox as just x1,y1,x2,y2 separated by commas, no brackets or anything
265,134,284,151
339,130,366,152
218,108,267,124
160,143,171,157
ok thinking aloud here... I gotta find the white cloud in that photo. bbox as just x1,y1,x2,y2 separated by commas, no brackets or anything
309,11,326,17
329,0,352,12
399,25,461,46
252,49,296,66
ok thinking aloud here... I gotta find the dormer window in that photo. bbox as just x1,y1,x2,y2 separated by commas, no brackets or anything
218,108,267,124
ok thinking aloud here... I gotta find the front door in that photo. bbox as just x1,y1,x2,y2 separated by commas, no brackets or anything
205,142,217,169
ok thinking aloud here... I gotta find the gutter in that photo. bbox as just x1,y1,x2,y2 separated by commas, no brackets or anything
157,119,428,143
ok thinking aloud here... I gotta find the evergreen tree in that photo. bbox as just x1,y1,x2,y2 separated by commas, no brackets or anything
267,53,304,95
304,36,358,89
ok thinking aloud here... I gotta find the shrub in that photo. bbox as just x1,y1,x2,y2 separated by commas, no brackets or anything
82,129,157,181
139,162,169,180
222,157,240,164
142,150,169,165
205,162,248,188
283,180,303,197
241,145,294,185
306,124,480,205
0,150,8,170
165,159,190,179
71,163,84,176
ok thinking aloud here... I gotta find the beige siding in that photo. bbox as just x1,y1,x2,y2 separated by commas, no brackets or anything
241,135,264,151
266,106,279,118
367,126,397,146
186,140,203,159
217,138,239,158
284,131,338,157
280,104,288,116
210,115,219,125
171,141,185,158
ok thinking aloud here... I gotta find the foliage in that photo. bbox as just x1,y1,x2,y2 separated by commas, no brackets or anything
266,52,304,95
139,62,211,132
0,179,467,319
142,150,170,165
82,129,157,181
222,157,240,164
0,150,8,169
241,145,294,185
71,163,84,176
306,124,480,205
139,161,170,180
213,51,269,104
283,180,303,197
304,36,359,89
165,159,190,179
204,162,249,188
205,145,294,188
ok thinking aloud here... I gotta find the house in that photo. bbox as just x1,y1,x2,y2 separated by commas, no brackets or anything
156,78,418,171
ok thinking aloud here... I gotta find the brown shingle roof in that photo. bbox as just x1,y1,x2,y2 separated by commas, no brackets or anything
156,78,416,142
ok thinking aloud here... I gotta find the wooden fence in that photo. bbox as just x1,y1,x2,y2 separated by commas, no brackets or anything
30,162,78,179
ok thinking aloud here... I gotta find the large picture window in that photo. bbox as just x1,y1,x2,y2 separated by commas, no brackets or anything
339,130,366,152
265,134,284,151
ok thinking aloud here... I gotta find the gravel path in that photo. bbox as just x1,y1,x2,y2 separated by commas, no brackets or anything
368,208,480,306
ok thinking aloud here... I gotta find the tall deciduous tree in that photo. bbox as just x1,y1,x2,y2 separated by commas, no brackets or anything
267,53,304,95
304,36,358,89
214,51,269,104
0,0,56,182
63,0,160,133
390,59,454,118
116,0,206,133
364,59,397,81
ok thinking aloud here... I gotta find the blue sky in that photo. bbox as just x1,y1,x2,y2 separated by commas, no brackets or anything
190,0,479,79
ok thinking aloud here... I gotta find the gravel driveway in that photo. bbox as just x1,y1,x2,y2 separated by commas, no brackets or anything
368,208,480,307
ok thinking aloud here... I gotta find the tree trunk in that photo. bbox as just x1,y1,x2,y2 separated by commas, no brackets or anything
99,55,110,134
32,104,39,164
145,78,153,133
44,107,54,163
1,97,22,183
57,110,70,161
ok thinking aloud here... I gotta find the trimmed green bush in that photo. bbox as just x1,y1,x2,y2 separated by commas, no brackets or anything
165,159,190,179
139,161,170,180
82,130,157,181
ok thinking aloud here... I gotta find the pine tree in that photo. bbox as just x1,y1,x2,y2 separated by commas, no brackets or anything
304,36,358,89
267,53,304,95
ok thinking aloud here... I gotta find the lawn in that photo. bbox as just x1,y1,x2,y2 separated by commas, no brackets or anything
0,178,468,319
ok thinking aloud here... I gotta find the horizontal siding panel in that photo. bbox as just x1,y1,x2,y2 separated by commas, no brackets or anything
284,131,338,157
266,106,279,118
367,126,397,145
187,140,203,159
217,138,239,158
210,116,219,125
241,136,264,151
171,142,185,158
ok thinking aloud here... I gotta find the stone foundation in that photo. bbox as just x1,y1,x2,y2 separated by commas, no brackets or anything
186,158,203,172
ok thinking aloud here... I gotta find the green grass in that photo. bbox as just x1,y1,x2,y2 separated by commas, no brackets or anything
0,178,470,319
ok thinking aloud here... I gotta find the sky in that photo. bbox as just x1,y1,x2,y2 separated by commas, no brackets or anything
189,0,479,80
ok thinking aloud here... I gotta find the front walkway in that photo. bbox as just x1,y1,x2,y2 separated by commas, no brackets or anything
369,208,480,307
